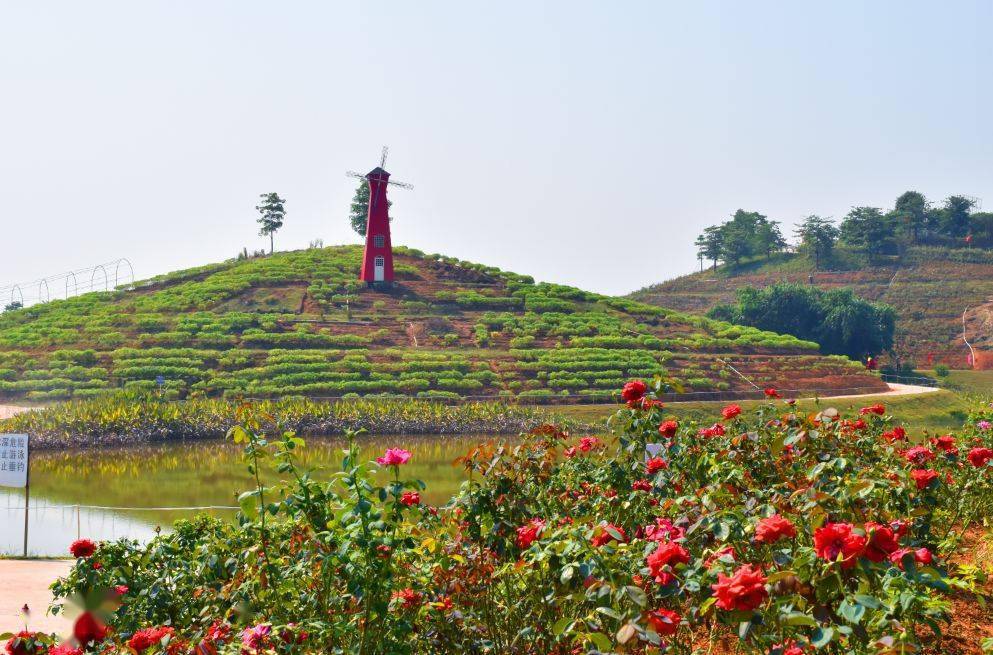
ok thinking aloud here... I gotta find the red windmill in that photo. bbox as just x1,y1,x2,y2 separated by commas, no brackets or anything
347,147,413,286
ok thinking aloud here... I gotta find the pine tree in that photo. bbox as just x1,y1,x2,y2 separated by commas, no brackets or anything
255,192,286,254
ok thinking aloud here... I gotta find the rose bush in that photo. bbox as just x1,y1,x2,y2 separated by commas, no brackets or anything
21,386,993,654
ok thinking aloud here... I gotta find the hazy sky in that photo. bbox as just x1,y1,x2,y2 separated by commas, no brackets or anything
1,1,991,298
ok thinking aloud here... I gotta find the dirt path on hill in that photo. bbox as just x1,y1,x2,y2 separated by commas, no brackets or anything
782,381,940,402
0,404,32,420
0,559,72,635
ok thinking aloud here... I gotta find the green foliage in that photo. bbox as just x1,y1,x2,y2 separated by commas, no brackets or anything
697,209,786,268
794,215,840,269
710,282,896,359
255,192,286,254
349,180,392,237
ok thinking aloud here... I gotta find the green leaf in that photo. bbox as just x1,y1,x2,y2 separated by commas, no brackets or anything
588,632,612,651
596,606,623,621
838,599,865,624
238,490,259,519
783,612,817,627
853,594,881,609
551,617,572,636
811,627,834,648
624,585,647,607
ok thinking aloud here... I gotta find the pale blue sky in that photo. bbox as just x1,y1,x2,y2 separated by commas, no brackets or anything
1,1,990,297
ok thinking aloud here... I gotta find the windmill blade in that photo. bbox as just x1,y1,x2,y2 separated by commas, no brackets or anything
345,170,367,179
388,179,414,190
380,145,389,168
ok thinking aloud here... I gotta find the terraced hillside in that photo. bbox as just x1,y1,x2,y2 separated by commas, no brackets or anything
0,245,885,402
631,246,993,368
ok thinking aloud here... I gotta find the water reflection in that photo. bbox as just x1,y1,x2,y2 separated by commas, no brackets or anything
0,434,497,556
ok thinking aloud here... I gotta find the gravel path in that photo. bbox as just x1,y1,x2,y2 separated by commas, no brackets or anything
0,559,72,635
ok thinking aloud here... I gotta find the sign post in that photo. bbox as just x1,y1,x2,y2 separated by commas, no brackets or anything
0,434,30,557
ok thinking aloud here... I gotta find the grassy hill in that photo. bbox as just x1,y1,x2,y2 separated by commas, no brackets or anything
0,245,885,402
630,245,993,368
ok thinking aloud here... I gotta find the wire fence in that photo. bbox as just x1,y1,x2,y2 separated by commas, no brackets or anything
0,499,238,556
879,373,939,388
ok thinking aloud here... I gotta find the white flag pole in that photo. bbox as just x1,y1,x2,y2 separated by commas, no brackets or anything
22,435,29,558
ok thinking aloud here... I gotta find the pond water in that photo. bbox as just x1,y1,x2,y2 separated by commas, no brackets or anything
0,434,497,557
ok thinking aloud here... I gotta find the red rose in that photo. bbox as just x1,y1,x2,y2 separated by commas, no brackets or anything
754,515,797,544
48,646,84,655
73,612,108,646
4,631,37,655
721,404,742,420
399,491,421,506
711,563,768,611
860,404,886,416
645,607,681,636
882,425,907,442
699,423,725,438
764,387,780,398
773,641,807,655
578,436,603,452
646,457,668,475
621,380,648,404
967,447,993,468
902,446,935,467
128,627,174,653
911,469,940,489
515,518,545,549
69,539,96,559
658,420,678,438
813,522,866,568
631,479,652,492
889,547,933,569
646,541,690,585
933,435,957,453
591,523,627,547
863,523,899,562
643,518,685,542
391,588,422,610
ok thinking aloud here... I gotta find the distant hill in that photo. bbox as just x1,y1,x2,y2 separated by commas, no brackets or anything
630,246,993,369
0,245,885,402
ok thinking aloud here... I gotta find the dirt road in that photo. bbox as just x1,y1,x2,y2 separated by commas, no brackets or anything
0,559,72,635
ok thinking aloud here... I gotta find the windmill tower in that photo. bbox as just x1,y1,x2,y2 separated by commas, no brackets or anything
347,147,413,287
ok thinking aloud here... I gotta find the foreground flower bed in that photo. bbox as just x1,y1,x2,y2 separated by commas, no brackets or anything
0,395,550,448
12,384,993,654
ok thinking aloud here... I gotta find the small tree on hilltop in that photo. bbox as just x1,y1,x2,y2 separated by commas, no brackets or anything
795,215,839,269
349,181,391,237
695,226,723,270
892,190,929,244
256,192,286,254
840,206,895,255
753,219,786,259
939,195,975,239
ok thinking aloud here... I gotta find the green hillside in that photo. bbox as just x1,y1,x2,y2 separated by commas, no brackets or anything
630,246,993,368
0,245,885,402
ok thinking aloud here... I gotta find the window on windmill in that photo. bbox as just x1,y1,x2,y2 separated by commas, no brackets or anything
375,256,385,267
374,234,385,248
